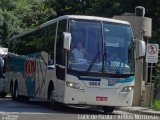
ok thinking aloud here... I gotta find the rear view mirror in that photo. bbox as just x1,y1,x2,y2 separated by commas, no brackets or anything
63,32,71,51
134,39,146,58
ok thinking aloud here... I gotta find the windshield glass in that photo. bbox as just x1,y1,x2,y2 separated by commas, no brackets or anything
68,19,134,74
68,19,103,71
103,22,134,74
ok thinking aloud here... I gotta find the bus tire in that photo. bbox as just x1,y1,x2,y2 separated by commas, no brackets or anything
0,92,7,98
48,83,57,108
12,82,19,101
10,82,14,100
103,106,114,113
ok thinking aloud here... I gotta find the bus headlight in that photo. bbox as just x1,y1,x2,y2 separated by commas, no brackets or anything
120,86,134,94
66,81,84,90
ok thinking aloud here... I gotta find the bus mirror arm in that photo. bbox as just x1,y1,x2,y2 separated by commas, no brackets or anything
47,65,55,69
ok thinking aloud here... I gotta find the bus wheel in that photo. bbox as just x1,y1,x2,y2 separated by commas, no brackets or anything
10,82,14,99
12,83,19,101
0,92,7,98
48,84,56,107
103,106,114,113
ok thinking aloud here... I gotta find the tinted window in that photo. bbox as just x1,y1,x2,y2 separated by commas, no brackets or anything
10,23,57,62
56,20,67,66
9,38,22,55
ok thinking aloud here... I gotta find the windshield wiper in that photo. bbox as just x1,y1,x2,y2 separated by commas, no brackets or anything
87,51,100,72
107,58,122,74
87,42,100,72
103,45,121,74
103,42,107,71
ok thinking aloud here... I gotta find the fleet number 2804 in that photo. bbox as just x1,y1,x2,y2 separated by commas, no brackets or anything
89,82,100,86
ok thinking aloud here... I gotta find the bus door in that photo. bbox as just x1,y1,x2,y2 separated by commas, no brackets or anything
55,20,67,102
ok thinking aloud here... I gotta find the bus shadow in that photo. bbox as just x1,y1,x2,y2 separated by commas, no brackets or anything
0,97,117,115
22,100,117,115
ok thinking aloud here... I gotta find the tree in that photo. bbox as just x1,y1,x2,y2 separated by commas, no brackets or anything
15,0,56,28
0,0,56,45
46,0,122,17
0,0,22,45
1,0,160,48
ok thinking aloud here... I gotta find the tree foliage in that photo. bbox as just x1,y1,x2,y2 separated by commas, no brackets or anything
1,0,160,45
0,0,55,44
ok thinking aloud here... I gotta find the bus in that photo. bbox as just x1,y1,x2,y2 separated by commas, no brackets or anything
6,15,145,112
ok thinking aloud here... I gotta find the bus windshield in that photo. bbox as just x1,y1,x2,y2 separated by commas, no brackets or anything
68,19,134,74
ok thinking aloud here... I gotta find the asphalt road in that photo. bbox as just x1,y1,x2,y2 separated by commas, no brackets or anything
0,97,156,120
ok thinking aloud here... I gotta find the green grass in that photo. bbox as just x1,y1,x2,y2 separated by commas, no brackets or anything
152,100,160,111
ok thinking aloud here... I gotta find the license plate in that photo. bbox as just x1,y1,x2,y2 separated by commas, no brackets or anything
96,96,108,101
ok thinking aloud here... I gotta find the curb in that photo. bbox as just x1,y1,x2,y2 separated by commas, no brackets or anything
118,107,160,116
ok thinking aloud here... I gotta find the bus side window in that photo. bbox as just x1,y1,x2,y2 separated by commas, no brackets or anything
14,38,22,55
56,20,67,66
48,53,54,65
44,22,57,65
56,19,67,80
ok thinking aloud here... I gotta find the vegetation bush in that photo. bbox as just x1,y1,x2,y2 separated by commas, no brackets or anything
152,100,160,111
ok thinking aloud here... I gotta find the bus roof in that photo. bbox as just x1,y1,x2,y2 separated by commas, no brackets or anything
65,15,129,24
41,15,130,28
10,15,130,40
